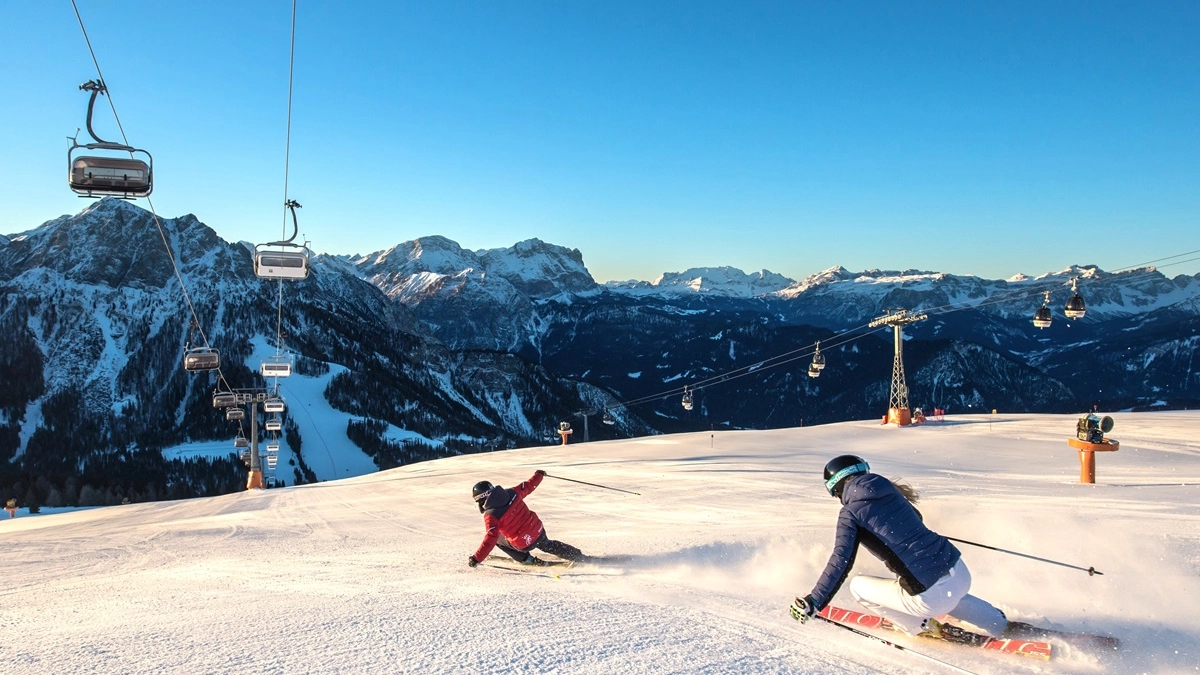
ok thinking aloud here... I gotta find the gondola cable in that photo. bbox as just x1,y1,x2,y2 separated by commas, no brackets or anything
603,250,1200,416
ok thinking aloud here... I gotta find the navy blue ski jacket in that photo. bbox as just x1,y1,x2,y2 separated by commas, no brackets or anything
807,473,961,610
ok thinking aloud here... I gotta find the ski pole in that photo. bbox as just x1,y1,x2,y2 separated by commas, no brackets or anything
811,614,979,675
946,536,1103,576
544,473,640,495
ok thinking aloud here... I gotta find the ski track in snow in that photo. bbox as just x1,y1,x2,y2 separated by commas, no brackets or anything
2,412,1199,674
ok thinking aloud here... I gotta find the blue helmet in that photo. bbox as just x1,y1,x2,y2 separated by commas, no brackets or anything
823,455,869,497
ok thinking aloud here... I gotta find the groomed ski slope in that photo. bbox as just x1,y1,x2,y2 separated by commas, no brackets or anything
2,412,1198,674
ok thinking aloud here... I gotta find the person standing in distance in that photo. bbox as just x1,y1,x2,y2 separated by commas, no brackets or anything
467,469,588,567
789,455,1008,639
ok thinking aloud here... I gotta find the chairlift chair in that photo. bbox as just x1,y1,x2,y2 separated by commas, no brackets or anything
183,347,220,372
234,436,249,449
254,248,310,280
266,444,280,454
213,391,238,408
254,199,311,280
263,397,286,413
1064,278,1087,319
264,416,283,432
261,355,293,378
1033,291,1053,329
266,455,279,469
67,81,153,198
225,407,245,421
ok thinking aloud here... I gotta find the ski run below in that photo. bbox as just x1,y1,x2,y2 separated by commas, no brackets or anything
2,412,1198,674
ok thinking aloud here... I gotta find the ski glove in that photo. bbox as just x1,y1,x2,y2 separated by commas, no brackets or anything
467,555,479,568
790,595,816,623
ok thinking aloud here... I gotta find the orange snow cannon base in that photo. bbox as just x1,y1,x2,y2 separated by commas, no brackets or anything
1068,437,1119,484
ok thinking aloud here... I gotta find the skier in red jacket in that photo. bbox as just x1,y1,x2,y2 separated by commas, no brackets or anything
467,470,587,567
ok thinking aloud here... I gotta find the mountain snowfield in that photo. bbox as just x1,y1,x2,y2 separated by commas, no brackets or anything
2,412,1197,674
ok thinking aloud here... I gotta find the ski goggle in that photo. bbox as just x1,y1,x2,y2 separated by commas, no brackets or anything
473,489,492,503
824,462,869,495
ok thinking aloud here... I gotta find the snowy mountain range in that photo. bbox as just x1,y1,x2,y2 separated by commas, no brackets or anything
2,199,1198,506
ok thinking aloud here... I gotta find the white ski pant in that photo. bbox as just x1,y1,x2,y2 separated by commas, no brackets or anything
849,558,1007,637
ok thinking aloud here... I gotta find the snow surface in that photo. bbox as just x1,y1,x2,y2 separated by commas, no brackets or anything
2,412,1199,674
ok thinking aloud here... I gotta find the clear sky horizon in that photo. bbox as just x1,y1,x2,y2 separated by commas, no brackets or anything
2,1,1197,283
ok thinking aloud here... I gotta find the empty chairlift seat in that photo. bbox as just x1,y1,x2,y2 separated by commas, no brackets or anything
68,81,154,199
255,249,310,280
263,397,286,413
264,416,283,432
261,355,292,378
184,347,220,372
213,392,238,408
225,407,245,421
69,153,153,198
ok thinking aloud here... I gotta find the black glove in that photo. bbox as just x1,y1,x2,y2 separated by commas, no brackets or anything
467,555,479,568
790,595,816,623
535,469,546,477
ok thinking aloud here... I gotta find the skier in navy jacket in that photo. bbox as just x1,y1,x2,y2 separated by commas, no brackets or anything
467,470,587,567
789,455,1008,638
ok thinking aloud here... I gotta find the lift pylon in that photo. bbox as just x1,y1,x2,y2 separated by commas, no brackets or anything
869,309,928,426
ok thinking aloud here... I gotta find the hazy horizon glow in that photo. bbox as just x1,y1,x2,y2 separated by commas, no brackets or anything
2,1,1197,282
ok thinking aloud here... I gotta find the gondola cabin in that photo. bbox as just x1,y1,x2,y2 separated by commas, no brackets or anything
261,357,292,378
263,398,286,413
213,392,238,408
184,347,220,372
69,153,152,198
1033,305,1053,329
1033,291,1053,329
225,407,245,421
255,250,309,280
1064,294,1086,319
808,363,821,378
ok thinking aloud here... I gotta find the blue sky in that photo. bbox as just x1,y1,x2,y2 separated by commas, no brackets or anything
2,1,1197,282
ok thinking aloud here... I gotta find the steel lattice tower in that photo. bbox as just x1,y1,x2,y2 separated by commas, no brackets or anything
869,309,928,426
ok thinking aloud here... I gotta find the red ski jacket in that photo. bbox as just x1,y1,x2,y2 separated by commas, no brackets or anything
473,472,544,561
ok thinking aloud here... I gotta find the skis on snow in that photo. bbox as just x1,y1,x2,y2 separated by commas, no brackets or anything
483,555,575,573
818,605,1054,661
1002,620,1119,651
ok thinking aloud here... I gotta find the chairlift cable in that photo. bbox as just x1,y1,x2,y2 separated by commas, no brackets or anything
71,0,234,394
69,0,129,149
275,0,299,353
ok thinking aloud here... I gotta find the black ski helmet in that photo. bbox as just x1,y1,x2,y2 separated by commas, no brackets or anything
472,480,495,513
823,455,869,497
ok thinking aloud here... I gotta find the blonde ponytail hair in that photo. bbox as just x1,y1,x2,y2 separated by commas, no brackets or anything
890,478,920,504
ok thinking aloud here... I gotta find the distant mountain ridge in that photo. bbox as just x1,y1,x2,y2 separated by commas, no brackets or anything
2,199,1198,508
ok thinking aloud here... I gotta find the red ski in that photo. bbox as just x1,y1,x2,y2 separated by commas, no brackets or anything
818,605,1053,661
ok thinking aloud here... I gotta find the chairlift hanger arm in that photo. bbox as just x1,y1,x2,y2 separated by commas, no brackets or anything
80,79,112,145
266,200,303,247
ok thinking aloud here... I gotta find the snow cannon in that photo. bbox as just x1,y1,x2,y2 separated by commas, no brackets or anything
1067,413,1118,484
557,421,573,446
